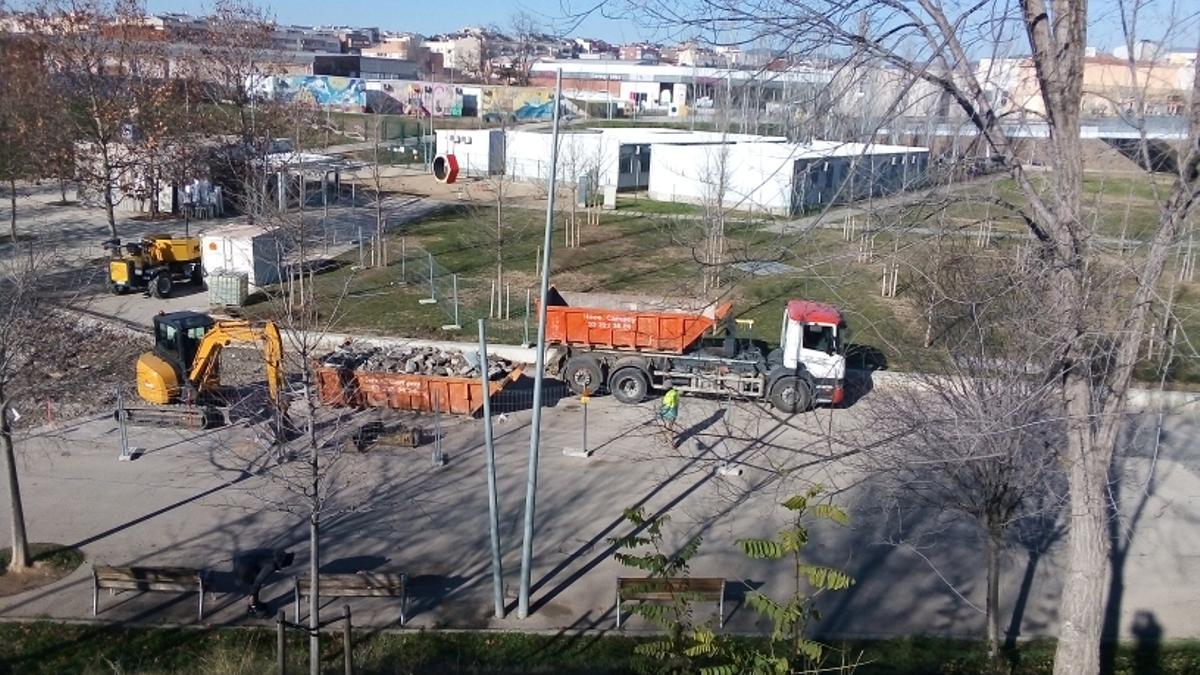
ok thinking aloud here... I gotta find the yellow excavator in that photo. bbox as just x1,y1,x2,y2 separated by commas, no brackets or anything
125,311,285,428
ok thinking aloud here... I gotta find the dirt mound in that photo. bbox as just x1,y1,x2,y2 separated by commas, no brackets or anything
10,317,149,427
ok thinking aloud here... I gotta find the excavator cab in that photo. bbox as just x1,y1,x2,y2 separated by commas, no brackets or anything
131,312,284,430
137,312,215,404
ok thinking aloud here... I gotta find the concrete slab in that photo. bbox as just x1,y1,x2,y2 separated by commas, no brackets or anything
0,394,1196,642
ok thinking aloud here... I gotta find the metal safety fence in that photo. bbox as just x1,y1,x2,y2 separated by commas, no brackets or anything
393,238,533,341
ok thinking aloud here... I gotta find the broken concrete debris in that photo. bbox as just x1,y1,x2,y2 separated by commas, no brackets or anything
319,343,515,380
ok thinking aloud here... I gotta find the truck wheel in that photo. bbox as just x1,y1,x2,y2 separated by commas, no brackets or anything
150,273,172,298
770,376,812,413
609,367,648,404
191,265,204,287
111,283,126,295
563,355,604,395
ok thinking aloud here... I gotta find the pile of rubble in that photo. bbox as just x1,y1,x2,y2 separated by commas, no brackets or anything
319,343,515,380
12,316,148,428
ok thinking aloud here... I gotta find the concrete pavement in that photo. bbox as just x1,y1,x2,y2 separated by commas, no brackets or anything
1,391,1197,642
4,181,1199,643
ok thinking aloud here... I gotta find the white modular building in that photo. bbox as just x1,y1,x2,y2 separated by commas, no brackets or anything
200,221,284,291
434,129,506,176
431,126,927,214
647,140,930,215
501,126,786,191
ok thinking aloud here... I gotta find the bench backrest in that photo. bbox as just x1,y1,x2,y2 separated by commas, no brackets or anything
295,572,406,596
94,565,202,589
617,577,724,600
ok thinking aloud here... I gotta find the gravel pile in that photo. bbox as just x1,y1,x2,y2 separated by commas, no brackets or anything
319,343,515,380
11,316,148,428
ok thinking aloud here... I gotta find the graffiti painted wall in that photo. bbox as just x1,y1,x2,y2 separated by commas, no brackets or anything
479,87,556,120
372,83,557,119
368,81,465,116
260,75,558,120
273,76,367,109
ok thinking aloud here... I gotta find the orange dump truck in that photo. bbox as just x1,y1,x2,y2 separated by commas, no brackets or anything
543,287,847,412
315,365,523,416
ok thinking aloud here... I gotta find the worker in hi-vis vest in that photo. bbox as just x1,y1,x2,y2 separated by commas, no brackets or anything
659,385,680,446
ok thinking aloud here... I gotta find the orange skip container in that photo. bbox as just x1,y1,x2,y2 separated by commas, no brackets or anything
315,365,524,416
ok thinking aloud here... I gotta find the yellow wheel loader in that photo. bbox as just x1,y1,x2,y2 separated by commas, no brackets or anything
104,234,204,298
124,311,285,428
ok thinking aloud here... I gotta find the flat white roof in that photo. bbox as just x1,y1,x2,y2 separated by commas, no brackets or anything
504,128,927,160
654,140,930,165
200,221,278,238
733,140,930,161
509,126,789,146
531,60,832,85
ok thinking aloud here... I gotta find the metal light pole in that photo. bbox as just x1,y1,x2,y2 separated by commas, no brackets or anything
517,68,562,619
478,320,504,618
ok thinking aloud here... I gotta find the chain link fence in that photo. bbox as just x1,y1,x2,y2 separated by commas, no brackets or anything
392,238,533,341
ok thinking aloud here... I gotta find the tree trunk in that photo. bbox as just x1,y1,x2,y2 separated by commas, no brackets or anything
375,197,384,267
374,123,385,267
58,174,68,204
306,383,321,675
986,527,1002,660
8,177,16,244
1,399,31,572
149,171,159,220
496,201,504,318
309,510,320,675
1052,374,1116,675
102,175,118,240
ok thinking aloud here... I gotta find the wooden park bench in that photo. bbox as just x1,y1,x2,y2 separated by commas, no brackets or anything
294,572,408,625
616,576,726,629
92,564,209,620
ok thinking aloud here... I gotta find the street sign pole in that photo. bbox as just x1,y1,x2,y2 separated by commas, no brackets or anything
518,68,563,619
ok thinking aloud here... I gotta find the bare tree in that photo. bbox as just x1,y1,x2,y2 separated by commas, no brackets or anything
35,85,79,206
37,0,176,238
366,110,389,268
698,87,735,294
242,100,354,675
125,79,191,219
194,0,278,142
0,30,43,243
189,0,281,218
861,252,1067,660
556,127,604,250
508,11,541,87
0,259,36,571
462,127,529,316
624,1,1200,670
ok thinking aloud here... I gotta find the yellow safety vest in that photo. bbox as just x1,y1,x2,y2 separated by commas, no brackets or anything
662,389,679,409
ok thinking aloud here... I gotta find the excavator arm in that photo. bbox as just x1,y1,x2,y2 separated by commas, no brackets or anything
188,320,285,408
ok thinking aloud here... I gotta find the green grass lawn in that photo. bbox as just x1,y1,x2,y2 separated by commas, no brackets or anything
255,203,931,371
615,195,703,216
243,180,1198,385
1,622,1197,675
246,206,713,344
0,543,84,576
875,174,1175,242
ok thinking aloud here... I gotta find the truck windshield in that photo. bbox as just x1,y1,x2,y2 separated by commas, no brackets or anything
802,324,838,353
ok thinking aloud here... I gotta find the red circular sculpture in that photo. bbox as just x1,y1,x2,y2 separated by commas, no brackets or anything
433,154,459,184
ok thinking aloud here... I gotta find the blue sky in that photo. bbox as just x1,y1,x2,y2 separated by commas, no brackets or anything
143,0,1195,53
144,0,650,42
